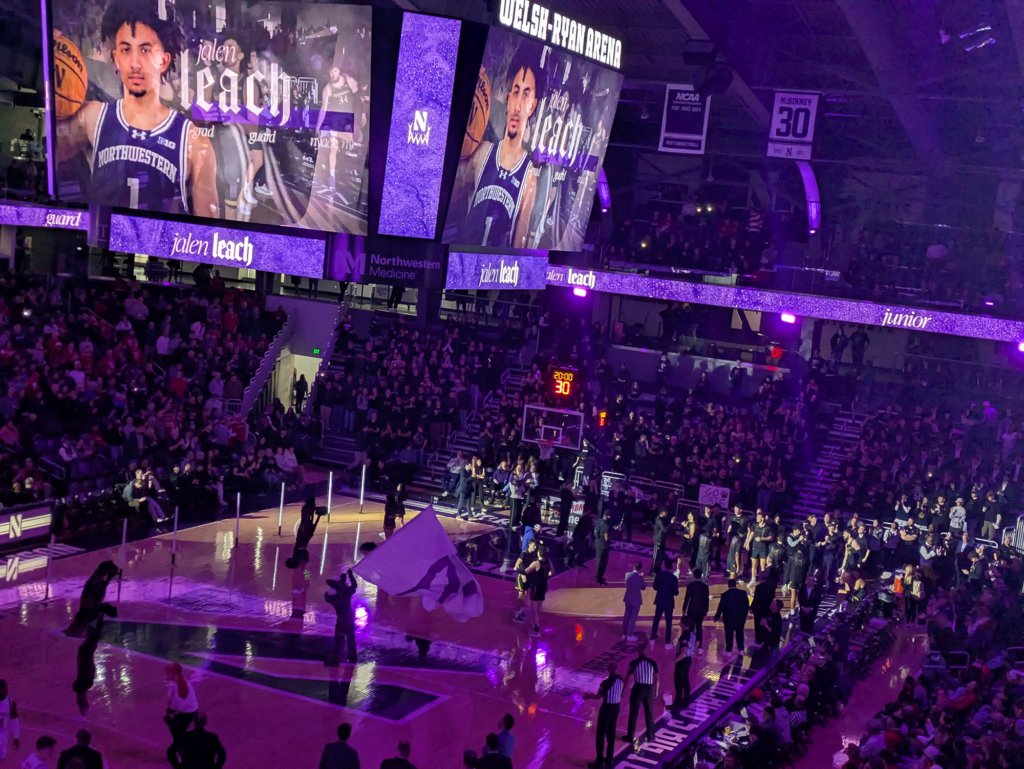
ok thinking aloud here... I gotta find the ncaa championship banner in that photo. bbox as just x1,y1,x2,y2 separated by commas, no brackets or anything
50,0,371,234
443,25,623,252
659,84,710,155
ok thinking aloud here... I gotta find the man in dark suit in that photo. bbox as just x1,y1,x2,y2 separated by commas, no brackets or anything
797,575,822,634
57,729,103,769
750,568,778,648
320,723,360,769
682,568,710,653
714,578,750,655
380,739,416,769
650,558,679,649
166,713,227,769
476,733,513,769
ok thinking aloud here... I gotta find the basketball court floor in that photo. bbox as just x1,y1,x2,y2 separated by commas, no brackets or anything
1,496,799,768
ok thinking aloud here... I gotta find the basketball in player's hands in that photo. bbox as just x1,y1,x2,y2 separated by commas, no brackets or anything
54,36,87,120
461,67,491,160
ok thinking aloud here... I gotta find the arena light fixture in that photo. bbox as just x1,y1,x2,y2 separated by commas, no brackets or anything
781,313,796,323
573,287,588,297
1018,342,1024,352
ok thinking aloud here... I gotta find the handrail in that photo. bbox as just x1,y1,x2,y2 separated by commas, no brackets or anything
240,312,295,416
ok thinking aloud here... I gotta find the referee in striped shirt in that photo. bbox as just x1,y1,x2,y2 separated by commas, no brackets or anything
585,662,624,767
622,647,659,745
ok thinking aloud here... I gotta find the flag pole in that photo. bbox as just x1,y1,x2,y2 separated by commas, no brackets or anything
278,482,285,536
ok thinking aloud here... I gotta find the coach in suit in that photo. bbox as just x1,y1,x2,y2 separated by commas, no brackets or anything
622,562,646,641
715,578,750,654
682,569,710,653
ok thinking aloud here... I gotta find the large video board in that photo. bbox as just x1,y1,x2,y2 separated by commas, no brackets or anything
377,13,461,240
442,25,622,252
50,0,371,233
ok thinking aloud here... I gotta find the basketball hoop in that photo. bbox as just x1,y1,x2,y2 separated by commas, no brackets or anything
537,439,556,461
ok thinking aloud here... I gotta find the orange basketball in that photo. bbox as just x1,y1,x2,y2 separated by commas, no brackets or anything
53,36,87,120
461,67,491,159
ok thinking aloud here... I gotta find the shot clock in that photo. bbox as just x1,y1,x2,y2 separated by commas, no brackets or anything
550,367,577,398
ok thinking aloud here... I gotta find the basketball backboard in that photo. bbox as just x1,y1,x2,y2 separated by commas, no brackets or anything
521,404,584,451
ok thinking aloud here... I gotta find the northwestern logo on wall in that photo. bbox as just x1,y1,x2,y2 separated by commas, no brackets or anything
0,204,90,231
446,252,549,291
108,214,325,279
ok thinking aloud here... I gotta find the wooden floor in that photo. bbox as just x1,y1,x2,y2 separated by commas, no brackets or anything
0,498,770,768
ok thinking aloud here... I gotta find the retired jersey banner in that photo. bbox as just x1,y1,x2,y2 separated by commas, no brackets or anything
51,0,371,234
352,507,483,622
767,91,819,160
659,84,710,155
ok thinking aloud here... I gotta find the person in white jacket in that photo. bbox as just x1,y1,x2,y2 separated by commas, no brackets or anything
0,680,20,760
164,663,199,744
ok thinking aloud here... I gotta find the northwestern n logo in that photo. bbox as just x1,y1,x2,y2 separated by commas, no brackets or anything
9,514,22,539
408,110,430,146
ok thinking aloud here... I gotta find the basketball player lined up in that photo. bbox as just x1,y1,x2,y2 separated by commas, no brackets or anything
315,67,359,189
460,53,545,249
56,0,218,217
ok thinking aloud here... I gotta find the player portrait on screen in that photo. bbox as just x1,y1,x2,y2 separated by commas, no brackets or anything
455,49,544,249
444,27,623,252
55,0,219,217
50,0,372,233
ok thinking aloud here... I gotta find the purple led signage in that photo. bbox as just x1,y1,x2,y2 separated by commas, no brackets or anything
378,13,461,239
446,252,549,290
109,214,325,279
545,265,1024,344
0,203,89,230
41,0,54,196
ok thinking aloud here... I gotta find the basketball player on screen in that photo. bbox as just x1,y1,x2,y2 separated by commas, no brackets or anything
460,51,544,248
315,66,359,189
56,0,218,217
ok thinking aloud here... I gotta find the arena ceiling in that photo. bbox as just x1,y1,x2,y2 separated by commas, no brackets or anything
418,0,1024,181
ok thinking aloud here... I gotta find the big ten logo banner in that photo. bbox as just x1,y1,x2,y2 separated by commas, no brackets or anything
698,484,730,508
328,233,445,287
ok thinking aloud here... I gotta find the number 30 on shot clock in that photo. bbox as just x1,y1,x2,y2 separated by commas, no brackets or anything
551,367,576,398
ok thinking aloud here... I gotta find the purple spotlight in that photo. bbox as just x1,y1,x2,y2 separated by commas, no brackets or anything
781,313,797,324
573,287,588,297
1018,342,1024,352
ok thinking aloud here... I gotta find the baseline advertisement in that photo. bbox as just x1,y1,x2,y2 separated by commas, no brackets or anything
50,0,371,233
442,25,622,252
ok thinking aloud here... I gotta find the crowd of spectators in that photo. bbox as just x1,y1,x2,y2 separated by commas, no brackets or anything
312,315,526,493
824,402,1021,542
0,273,320,525
842,222,1016,316
841,545,1024,769
605,205,772,275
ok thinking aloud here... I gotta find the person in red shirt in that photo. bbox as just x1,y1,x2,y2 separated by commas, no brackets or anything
221,308,239,334
170,375,188,400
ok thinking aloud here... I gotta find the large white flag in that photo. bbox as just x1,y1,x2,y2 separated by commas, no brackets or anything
353,507,484,622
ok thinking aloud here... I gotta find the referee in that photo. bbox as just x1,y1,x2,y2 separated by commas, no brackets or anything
585,662,623,767
622,647,659,745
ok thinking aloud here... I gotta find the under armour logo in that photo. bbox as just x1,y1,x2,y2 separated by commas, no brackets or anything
131,129,148,141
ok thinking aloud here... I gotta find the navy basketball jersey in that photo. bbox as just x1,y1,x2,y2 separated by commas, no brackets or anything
465,140,532,247
325,80,352,111
92,101,192,213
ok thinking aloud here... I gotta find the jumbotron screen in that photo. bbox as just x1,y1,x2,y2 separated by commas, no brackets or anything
442,25,622,252
50,0,371,234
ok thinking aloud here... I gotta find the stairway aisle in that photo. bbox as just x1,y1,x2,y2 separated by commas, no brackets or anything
313,363,529,499
790,410,869,523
